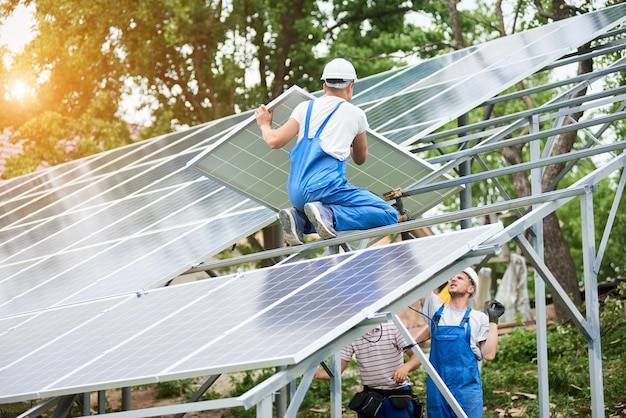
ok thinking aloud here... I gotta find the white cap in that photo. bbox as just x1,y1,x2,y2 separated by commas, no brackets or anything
321,58,357,88
463,267,479,298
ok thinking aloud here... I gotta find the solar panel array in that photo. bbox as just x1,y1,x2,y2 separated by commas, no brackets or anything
0,223,501,402
0,2,624,407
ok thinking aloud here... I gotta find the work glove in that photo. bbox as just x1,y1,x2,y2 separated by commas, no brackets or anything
485,300,505,323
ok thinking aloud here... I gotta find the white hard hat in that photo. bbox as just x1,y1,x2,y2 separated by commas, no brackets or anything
463,267,479,298
321,58,357,88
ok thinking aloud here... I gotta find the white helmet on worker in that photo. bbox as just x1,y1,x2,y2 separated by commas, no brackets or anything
321,58,357,89
463,267,479,297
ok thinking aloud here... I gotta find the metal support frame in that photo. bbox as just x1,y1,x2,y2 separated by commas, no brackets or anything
51,395,77,418
529,114,551,417
16,397,60,418
121,387,131,411
581,188,605,417
98,390,107,414
79,392,91,416
88,152,622,418
328,352,342,417
172,374,221,418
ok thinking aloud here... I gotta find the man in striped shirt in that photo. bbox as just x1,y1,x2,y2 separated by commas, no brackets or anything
316,321,421,417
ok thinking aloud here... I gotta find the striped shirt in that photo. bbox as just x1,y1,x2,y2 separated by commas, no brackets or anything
341,322,410,390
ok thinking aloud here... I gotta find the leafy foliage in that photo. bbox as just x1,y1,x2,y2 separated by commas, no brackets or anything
483,286,626,416
156,378,194,399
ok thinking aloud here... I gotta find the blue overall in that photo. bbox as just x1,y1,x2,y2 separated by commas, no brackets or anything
426,306,483,418
287,100,398,232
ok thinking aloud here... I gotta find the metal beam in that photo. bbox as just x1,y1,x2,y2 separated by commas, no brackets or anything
187,187,586,273
581,191,605,418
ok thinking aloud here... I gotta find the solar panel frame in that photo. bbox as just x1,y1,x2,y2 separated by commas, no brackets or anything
1,5,625,409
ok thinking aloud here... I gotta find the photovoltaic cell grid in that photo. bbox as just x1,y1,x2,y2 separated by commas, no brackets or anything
0,114,273,318
187,85,460,216
0,223,502,402
351,4,626,146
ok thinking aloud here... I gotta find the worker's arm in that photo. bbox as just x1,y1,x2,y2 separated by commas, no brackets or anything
392,349,422,384
314,358,349,380
351,131,368,165
255,105,299,149
479,323,499,361
480,301,505,361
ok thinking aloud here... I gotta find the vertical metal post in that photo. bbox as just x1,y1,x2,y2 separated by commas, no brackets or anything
530,115,550,417
98,390,107,414
257,395,274,417
458,113,472,230
275,366,287,418
329,352,342,417
121,387,132,411
79,392,91,416
580,189,605,417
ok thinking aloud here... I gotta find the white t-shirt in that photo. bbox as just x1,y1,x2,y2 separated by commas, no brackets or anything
289,95,369,161
422,292,490,360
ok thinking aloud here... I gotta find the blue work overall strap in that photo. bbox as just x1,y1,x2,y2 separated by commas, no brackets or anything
306,100,344,139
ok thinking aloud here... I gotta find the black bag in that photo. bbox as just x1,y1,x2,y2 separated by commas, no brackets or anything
348,389,385,418
411,393,424,418
388,394,411,409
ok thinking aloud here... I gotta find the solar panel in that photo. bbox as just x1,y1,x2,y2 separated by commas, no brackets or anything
0,117,273,318
0,223,501,402
187,85,460,218
352,3,626,146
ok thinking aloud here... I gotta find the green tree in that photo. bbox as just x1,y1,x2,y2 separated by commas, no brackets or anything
0,0,438,177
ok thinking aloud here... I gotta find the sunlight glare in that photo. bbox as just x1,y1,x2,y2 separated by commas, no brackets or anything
6,79,30,101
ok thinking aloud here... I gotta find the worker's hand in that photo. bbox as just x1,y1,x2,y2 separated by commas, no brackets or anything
392,364,410,384
485,300,505,323
254,105,273,128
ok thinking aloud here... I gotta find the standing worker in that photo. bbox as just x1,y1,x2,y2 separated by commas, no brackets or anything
412,267,505,418
254,58,399,246
315,321,422,418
